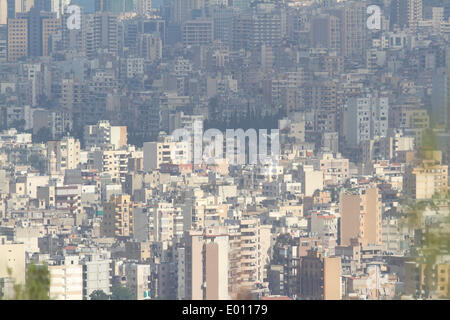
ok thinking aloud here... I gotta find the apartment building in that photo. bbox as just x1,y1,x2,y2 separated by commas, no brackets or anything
298,249,341,300
182,18,213,47
312,153,349,186
48,256,83,300
143,135,191,171
0,236,25,289
7,18,28,62
47,137,81,174
180,227,230,300
101,194,134,238
84,120,127,150
92,149,131,183
340,186,382,247
407,152,448,199
81,252,112,300
345,95,389,145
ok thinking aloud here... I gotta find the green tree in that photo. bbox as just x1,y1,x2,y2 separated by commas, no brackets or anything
403,193,450,299
111,285,136,300
89,290,110,300
29,153,47,174
11,263,51,300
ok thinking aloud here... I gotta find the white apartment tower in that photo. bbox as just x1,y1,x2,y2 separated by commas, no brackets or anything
345,94,389,145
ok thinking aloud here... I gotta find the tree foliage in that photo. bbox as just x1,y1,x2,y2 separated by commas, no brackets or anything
89,290,110,300
11,263,51,300
111,285,135,300
404,193,450,299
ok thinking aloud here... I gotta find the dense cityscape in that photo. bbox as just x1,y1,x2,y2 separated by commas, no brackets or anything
0,0,449,301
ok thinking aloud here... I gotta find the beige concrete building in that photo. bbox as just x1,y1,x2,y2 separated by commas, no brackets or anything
48,256,83,300
0,236,25,287
314,153,349,186
143,135,191,171
47,137,81,174
179,220,271,300
42,17,60,56
180,227,230,300
298,249,341,300
7,18,28,62
205,236,229,300
152,201,183,244
0,0,7,25
84,120,127,149
92,149,131,183
228,218,271,298
340,186,382,246
323,256,342,300
407,152,448,199
300,164,324,197
101,194,134,238
55,185,82,215
124,263,151,300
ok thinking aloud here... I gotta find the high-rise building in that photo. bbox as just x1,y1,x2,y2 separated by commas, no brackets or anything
143,134,191,171
48,256,83,300
213,6,234,47
138,33,162,62
0,236,25,290
407,151,448,200
42,15,60,56
95,0,133,13
6,0,28,19
12,8,59,57
329,2,366,59
345,94,389,145
250,6,283,50
34,0,71,18
228,218,271,298
81,12,118,57
84,120,127,150
101,194,134,238
124,263,151,300
182,18,213,46
447,48,450,132
232,11,251,50
179,227,230,300
310,14,341,52
171,0,191,25
136,0,152,16
0,26,7,61
92,12,118,55
432,68,449,130
46,136,81,174
299,164,324,197
0,0,7,25
340,186,382,246
7,17,28,61
391,0,423,30
81,252,112,300
33,0,51,12
23,9,57,57
298,249,341,300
